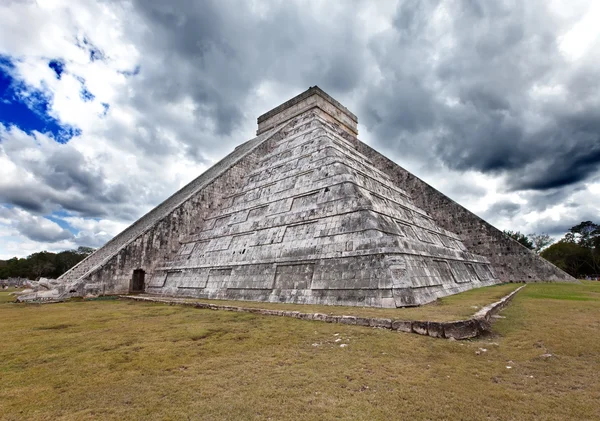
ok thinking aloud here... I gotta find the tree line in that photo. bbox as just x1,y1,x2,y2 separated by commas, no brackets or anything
0,247,95,281
504,221,600,278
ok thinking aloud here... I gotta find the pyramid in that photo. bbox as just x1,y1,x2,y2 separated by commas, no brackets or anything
23,87,574,305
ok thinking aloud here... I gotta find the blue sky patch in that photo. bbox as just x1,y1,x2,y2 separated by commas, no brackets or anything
77,36,105,62
80,86,95,102
48,59,65,79
89,47,104,62
74,74,95,102
47,211,79,235
120,65,141,77
0,55,81,143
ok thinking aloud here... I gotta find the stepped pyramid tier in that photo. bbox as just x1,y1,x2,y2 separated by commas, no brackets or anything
149,109,498,307
19,86,575,304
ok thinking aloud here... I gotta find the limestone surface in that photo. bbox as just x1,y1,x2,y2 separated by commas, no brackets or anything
149,106,498,307
19,86,574,304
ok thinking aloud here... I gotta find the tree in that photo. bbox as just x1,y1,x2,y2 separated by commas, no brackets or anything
503,230,534,249
566,221,600,248
528,233,554,254
539,221,600,278
0,247,96,280
75,246,95,256
541,241,590,278
28,252,56,279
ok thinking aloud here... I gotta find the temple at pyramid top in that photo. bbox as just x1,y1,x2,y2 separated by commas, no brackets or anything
19,86,574,305
256,86,358,136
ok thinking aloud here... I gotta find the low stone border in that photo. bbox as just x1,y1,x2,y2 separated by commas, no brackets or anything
119,285,525,340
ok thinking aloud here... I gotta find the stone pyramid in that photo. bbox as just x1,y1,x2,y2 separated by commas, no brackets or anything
23,86,573,305
147,101,498,307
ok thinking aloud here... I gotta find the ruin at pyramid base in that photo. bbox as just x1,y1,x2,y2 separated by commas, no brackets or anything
18,87,575,307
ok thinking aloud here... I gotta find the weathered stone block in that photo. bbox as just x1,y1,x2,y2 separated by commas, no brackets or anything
355,317,371,327
443,320,480,340
391,320,413,333
427,322,445,338
340,316,357,325
412,321,428,335
369,318,392,329
312,313,328,321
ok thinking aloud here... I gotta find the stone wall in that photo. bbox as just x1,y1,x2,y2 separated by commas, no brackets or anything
353,142,575,282
121,285,526,340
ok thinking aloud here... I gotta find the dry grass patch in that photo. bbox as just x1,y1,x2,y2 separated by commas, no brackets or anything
0,282,599,420
0,287,22,303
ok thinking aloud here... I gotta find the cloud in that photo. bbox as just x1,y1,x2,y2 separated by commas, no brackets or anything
0,206,73,243
62,216,129,248
0,205,128,258
483,201,522,220
0,0,598,259
361,0,600,191
0,125,137,218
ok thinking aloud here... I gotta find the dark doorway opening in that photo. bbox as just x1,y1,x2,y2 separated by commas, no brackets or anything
131,269,145,293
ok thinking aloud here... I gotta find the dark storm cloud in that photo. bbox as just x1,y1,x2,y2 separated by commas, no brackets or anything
109,0,368,160
521,186,587,213
0,132,142,220
483,200,521,219
0,179,130,220
512,108,600,190
361,0,600,192
2,187,48,213
527,210,600,237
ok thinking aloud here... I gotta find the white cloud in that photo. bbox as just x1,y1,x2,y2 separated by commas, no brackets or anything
0,206,74,258
558,1,600,60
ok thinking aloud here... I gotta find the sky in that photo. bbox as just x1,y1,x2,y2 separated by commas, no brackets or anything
0,0,599,260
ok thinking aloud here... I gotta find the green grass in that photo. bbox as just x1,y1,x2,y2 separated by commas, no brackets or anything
167,282,520,322
1,282,599,420
0,287,22,303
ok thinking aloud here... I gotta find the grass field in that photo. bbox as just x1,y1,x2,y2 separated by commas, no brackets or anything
1,282,599,420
